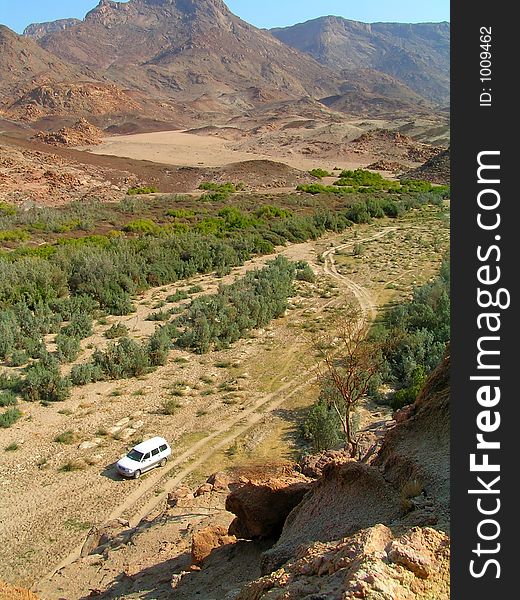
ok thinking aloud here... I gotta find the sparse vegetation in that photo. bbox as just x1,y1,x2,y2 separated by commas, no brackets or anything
0,407,22,428
127,186,159,195
177,256,298,353
105,322,129,339
309,168,332,179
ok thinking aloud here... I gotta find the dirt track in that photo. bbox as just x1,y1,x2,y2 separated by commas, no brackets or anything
38,227,397,586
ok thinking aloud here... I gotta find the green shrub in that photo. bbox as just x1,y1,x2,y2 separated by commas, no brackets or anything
123,219,160,235
0,229,30,242
8,349,29,367
177,256,296,353
127,186,159,195
146,310,170,322
0,390,18,407
0,201,16,216
338,169,385,186
54,430,76,444
5,442,19,451
70,363,103,386
302,401,342,452
390,366,428,410
0,407,22,428
198,182,236,193
92,337,150,380
104,323,129,339
162,398,181,415
22,358,71,403
56,334,81,363
62,313,93,339
309,168,332,179
0,372,22,392
167,289,189,303
295,262,316,283
147,327,172,366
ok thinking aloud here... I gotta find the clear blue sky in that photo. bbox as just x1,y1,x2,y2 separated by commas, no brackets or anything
0,0,450,34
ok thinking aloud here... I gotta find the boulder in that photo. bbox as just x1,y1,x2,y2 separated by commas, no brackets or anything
207,471,234,491
226,475,313,540
299,451,353,478
80,518,130,557
168,486,194,508
191,526,236,566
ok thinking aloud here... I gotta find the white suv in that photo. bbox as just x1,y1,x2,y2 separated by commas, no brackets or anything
116,437,171,479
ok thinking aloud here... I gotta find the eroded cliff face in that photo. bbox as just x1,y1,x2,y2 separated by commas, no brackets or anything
231,349,450,599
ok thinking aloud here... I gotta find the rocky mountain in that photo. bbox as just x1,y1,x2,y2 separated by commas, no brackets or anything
29,0,342,114
402,147,451,184
0,24,145,123
271,16,450,105
0,24,80,105
23,18,81,41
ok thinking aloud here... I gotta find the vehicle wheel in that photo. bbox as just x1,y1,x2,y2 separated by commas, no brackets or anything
159,458,167,467
133,470,141,479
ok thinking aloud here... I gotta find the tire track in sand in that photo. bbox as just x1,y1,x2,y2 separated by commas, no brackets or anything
40,226,397,584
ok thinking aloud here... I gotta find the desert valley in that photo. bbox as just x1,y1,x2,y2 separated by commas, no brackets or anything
0,1,450,599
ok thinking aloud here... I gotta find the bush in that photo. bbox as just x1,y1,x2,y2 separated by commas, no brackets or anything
62,313,93,339
147,327,172,366
0,372,22,392
56,334,81,363
92,338,150,380
127,186,159,195
54,430,76,444
0,407,22,428
22,358,71,403
295,262,316,283
123,219,160,235
8,349,29,367
309,168,332,179
167,289,189,303
104,323,129,339
162,398,181,415
70,363,103,386
177,256,297,353
390,366,427,410
0,390,18,407
302,401,342,452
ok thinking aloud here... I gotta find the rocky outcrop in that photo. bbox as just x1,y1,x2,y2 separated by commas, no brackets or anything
0,581,39,600
261,461,403,573
226,474,313,540
375,348,451,531
237,525,450,600
299,450,354,478
32,118,104,147
401,148,451,185
24,19,81,41
236,347,450,597
191,525,236,566
80,518,131,557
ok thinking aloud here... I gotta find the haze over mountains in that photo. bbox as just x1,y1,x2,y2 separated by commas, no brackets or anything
0,0,449,130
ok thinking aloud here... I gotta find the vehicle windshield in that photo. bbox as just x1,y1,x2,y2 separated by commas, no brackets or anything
127,450,144,462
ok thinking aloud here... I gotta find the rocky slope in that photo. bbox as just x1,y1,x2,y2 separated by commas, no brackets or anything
402,148,451,184
0,25,80,107
30,0,341,114
271,16,450,105
0,24,145,123
234,349,451,598
23,18,81,41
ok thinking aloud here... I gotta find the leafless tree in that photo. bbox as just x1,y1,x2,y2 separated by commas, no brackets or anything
315,305,384,457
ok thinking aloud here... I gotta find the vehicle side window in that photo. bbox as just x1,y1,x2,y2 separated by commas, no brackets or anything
152,448,159,457
142,453,150,461
159,444,167,452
